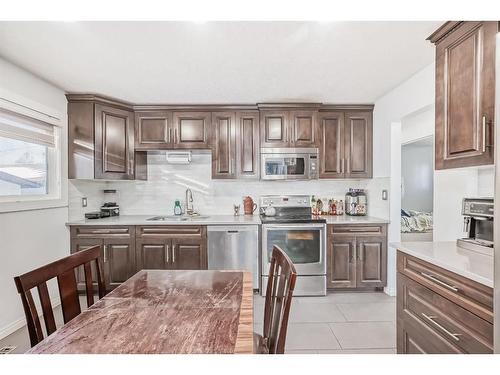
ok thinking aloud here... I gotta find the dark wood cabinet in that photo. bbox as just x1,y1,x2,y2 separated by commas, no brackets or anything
135,225,207,271
356,236,387,288
172,112,212,149
319,112,344,178
135,111,173,150
327,236,356,288
70,226,136,291
327,224,387,290
396,251,493,354
260,110,289,147
236,111,260,179
260,108,319,148
319,108,373,179
429,21,498,170
211,112,236,179
67,95,145,180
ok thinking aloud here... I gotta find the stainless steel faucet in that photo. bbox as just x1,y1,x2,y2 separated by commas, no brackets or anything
185,188,194,215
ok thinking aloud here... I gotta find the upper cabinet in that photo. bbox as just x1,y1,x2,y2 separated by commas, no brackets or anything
68,95,141,180
135,111,173,150
236,111,260,179
172,112,212,149
211,111,236,179
319,107,373,179
259,106,319,148
429,21,499,170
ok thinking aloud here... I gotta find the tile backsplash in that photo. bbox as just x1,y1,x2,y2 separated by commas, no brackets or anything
68,153,390,221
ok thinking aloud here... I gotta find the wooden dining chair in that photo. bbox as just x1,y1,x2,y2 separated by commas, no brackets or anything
254,245,297,354
13,245,106,347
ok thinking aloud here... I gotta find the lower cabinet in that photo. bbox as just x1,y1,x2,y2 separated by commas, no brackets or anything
70,226,136,291
70,225,208,291
396,251,493,354
327,224,387,290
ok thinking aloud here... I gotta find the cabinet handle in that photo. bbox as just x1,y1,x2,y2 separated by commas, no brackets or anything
482,115,486,153
174,128,178,144
347,157,350,174
421,313,461,341
421,272,459,292
165,245,169,264
172,244,176,263
341,158,344,174
103,245,107,263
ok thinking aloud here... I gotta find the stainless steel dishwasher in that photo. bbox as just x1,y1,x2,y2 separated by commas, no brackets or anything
207,225,259,289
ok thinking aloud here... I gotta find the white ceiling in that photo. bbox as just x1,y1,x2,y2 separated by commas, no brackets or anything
0,21,441,104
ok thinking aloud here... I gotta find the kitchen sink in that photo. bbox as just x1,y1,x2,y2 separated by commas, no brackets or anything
147,215,210,221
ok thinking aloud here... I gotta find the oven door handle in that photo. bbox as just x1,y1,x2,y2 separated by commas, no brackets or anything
262,224,326,229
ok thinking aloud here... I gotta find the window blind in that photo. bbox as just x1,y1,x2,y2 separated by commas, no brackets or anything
0,108,56,147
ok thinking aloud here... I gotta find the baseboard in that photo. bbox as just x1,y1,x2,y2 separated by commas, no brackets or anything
0,297,61,340
384,286,396,297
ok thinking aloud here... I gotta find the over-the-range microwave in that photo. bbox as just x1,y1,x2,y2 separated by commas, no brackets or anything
260,148,319,180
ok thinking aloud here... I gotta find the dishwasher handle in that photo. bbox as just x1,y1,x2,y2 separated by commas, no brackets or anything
227,230,239,234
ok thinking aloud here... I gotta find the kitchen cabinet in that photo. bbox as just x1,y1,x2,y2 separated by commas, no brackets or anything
235,111,260,179
67,95,145,180
172,111,212,149
70,226,136,291
397,251,493,354
135,226,208,270
429,21,499,170
259,107,318,148
135,111,173,150
211,112,236,179
327,224,386,289
319,108,373,179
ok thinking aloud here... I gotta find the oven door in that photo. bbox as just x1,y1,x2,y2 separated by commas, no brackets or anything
261,152,310,180
261,223,326,275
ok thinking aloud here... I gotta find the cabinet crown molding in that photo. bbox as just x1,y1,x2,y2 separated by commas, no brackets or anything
427,21,464,44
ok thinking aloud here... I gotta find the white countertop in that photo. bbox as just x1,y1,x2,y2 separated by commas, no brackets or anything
391,241,494,288
67,214,390,226
66,214,262,226
320,215,390,225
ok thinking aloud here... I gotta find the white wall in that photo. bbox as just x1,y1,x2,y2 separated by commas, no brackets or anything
0,58,69,338
69,153,390,221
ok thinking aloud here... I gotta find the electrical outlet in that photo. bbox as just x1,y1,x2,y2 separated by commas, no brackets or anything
82,197,88,207
0,346,16,354
382,190,388,200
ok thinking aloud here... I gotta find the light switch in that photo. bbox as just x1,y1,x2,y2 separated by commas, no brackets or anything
82,197,88,207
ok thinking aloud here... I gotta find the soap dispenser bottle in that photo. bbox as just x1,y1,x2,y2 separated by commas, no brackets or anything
174,200,182,215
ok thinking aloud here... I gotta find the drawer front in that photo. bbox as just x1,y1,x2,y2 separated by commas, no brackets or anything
136,225,206,238
71,226,133,238
397,251,493,323
398,273,493,353
330,224,386,236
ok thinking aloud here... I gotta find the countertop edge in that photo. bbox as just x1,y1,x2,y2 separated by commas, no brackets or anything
392,242,494,288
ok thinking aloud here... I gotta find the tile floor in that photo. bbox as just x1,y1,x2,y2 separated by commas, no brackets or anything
0,292,396,354
253,292,397,354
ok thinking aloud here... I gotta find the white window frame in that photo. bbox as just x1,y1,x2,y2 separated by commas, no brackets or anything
0,94,67,213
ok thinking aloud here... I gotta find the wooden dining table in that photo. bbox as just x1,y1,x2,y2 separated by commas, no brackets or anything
27,270,254,354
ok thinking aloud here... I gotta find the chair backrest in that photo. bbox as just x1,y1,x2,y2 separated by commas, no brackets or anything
14,245,106,347
262,245,297,354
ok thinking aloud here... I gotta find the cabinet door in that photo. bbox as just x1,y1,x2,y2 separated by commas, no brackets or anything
104,238,136,289
71,238,104,291
236,111,260,179
290,110,318,147
344,111,372,178
211,112,236,179
260,111,289,147
327,236,356,288
356,236,387,288
135,239,171,270
135,111,173,150
94,104,135,180
171,238,207,270
435,22,497,169
172,112,212,149
319,112,345,178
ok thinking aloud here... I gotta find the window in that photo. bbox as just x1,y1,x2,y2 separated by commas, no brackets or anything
0,108,60,202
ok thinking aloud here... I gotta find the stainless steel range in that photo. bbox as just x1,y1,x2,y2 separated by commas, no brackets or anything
260,195,327,296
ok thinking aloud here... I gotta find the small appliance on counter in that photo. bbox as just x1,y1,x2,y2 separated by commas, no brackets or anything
100,189,120,217
85,211,109,220
345,188,367,216
457,197,494,254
